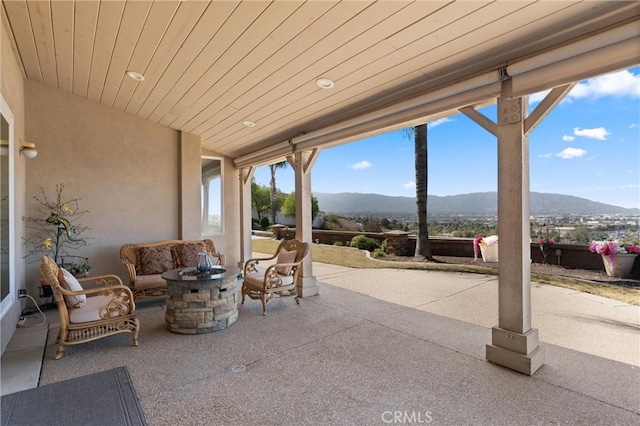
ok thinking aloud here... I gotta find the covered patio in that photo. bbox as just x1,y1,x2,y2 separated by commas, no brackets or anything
4,260,639,424
1,0,639,382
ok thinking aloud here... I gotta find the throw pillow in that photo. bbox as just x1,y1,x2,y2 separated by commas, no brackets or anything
59,268,87,308
275,248,297,275
139,245,175,275
172,242,209,268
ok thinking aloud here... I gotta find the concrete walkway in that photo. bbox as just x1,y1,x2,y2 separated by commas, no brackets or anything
312,262,640,367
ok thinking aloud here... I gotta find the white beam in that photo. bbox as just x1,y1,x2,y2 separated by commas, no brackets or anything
507,21,638,77
509,38,639,99
235,18,639,170
459,106,497,137
524,83,575,135
234,73,501,168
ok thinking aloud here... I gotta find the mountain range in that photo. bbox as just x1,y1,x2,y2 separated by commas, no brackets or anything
312,192,639,216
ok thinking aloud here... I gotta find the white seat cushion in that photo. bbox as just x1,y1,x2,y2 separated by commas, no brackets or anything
134,274,166,289
244,266,294,287
68,295,125,323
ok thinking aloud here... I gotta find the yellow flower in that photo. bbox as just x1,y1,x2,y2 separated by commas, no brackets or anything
59,203,73,214
44,238,52,249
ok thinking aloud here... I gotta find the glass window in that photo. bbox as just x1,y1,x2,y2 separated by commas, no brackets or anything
201,157,222,235
0,99,13,316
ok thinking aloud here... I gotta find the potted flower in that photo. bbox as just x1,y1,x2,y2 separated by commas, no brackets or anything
589,240,639,278
473,235,498,262
539,237,554,264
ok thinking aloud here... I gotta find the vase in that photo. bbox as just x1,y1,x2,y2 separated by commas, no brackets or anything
480,244,498,262
196,252,214,273
601,254,637,278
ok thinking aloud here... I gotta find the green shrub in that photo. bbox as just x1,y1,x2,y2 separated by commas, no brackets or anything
349,235,380,252
372,248,386,258
333,241,343,246
381,238,388,253
260,217,270,230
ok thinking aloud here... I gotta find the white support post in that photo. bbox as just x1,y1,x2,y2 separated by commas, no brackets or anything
239,167,254,269
288,150,319,297
485,82,544,375
462,78,574,375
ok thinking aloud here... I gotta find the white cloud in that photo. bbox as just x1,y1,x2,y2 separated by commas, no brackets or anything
629,123,638,129
348,160,371,170
538,153,552,158
573,127,610,140
562,135,575,142
403,181,416,188
530,69,639,106
528,90,550,105
621,184,639,189
556,147,587,159
427,117,452,128
569,69,640,99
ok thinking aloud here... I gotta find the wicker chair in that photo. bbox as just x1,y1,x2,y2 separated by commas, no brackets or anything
40,256,139,359
242,238,309,315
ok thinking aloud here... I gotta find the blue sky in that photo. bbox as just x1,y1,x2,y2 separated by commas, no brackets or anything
253,67,640,210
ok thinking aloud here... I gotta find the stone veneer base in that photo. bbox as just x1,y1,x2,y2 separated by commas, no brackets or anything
165,275,239,334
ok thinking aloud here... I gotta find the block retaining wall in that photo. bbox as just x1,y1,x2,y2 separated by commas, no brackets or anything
269,226,639,273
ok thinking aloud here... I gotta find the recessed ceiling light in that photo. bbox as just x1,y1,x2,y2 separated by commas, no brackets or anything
242,120,256,128
316,78,335,89
126,70,145,81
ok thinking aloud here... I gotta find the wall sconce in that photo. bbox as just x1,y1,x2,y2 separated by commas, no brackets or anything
20,142,38,159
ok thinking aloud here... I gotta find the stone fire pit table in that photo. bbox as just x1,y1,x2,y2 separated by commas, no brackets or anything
161,267,239,334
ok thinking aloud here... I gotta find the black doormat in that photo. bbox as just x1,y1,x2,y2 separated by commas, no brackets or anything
1,366,147,426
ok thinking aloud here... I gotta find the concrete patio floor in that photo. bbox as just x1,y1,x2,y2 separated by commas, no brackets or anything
4,261,640,425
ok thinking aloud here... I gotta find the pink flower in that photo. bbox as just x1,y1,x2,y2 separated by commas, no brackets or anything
625,245,640,254
473,236,483,260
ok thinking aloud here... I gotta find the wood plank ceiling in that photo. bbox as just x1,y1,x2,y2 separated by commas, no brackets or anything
2,1,638,160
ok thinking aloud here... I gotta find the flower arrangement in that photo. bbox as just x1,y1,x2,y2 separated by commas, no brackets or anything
473,235,498,260
23,184,91,275
589,240,640,256
589,240,640,274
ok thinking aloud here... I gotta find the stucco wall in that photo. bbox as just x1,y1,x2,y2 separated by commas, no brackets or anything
1,16,27,354
2,24,242,353
21,80,243,301
23,80,181,295
180,132,202,240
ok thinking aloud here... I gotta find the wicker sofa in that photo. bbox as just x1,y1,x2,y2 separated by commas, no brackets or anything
120,239,224,301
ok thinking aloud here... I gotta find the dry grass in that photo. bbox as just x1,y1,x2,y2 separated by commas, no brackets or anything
251,238,640,306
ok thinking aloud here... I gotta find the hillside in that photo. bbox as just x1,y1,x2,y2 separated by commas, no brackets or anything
312,192,639,216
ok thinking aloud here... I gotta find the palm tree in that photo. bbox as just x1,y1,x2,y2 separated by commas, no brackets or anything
269,161,288,226
404,124,433,260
